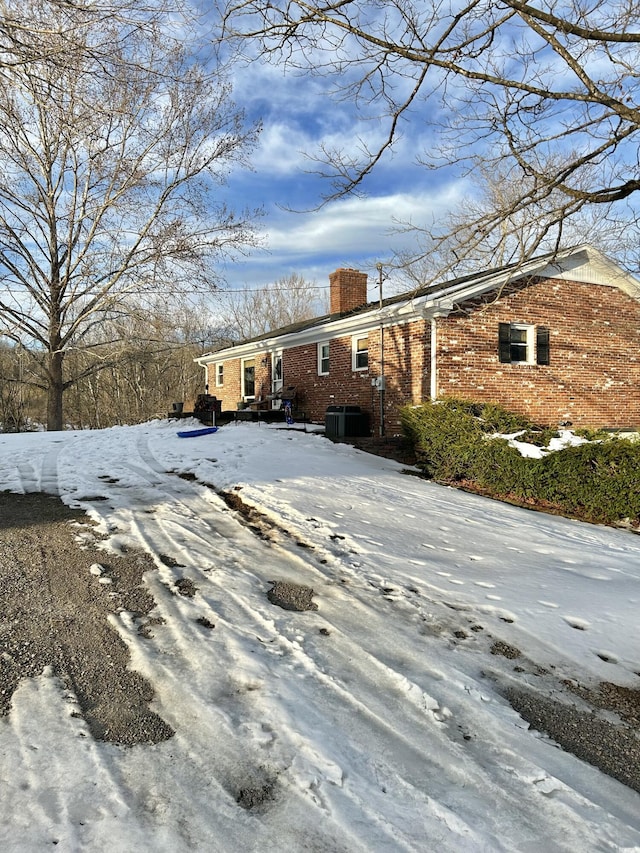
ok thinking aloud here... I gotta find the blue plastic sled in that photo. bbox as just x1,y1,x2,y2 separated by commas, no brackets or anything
177,426,218,438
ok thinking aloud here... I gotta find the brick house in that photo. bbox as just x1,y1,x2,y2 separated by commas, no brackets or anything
195,245,640,433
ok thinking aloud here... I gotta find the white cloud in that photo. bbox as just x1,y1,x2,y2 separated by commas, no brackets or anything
250,122,312,175
221,55,472,290
265,185,467,257
233,56,435,181
219,179,470,291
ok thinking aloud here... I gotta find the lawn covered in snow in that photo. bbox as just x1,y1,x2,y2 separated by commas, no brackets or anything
0,418,639,851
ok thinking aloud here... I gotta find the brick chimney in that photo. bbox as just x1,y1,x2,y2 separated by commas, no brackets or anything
329,268,368,314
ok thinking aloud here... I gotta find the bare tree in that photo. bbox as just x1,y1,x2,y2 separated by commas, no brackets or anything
0,0,260,430
394,162,640,286
220,0,640,266
0,0,192,72
54,297,232,427
219,273,327,340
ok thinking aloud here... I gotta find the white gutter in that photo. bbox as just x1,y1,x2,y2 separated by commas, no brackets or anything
195,310,402,365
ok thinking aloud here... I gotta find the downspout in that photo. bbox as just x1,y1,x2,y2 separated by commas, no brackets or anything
430,317,438,400
200,361,209,393
425,301,452,400
376,263,386,437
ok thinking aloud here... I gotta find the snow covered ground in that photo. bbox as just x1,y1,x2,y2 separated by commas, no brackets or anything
0,418,639,852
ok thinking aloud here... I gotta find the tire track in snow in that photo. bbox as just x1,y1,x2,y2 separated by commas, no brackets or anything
115,441,485,840
15,440,63,495
85,433,640,849
113,481,511,845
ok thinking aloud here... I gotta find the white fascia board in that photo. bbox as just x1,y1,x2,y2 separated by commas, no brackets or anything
535,245,640,296
381,245,640,318
431,244,640,303
196,340,280,365
195,306,424,365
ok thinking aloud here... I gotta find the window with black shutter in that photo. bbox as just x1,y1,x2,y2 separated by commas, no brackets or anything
499,323,550,365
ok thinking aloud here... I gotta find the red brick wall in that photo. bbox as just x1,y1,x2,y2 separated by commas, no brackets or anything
279,320,431,434
436,277,640,428
206,352,272,411
206,359,241,410
205,276,640,430
284,337,374,423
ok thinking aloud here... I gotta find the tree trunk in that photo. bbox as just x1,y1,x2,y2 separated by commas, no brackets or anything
47,350,64,431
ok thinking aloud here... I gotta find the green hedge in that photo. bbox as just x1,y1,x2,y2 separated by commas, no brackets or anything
401,399,640,525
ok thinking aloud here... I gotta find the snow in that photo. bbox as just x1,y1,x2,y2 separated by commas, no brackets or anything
1,419,639,851
496,429,590,459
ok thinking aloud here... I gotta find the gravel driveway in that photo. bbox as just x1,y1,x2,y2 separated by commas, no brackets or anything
1,489,639,796
0,491,173,745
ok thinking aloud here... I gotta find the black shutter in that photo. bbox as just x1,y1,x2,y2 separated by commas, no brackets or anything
498,323,511,363
537,327,550,365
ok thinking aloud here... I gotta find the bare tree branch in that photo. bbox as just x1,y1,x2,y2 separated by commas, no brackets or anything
218,273,327,340
0,0,261,429
219,0,640,263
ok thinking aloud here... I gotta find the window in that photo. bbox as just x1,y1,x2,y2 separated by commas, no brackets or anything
499,323,550,365
273,354,282,383
242,358,255,398
215,363,224,387
353,335,369,370
318,342,330,375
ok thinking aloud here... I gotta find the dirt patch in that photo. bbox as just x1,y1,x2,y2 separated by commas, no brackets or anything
220,489,275,540
487,641,640,794
267,581,318,612
504,685,640,794
565,679,640,727
175,577,198,597
0,491,173,745
219,487,314,551
490,641,522,660
236,782,275,810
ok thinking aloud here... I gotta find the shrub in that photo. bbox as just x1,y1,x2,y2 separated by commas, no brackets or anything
400,397,537,482
469,438,541,498
536,440,640,523
400,398,485,480
401,398,640,525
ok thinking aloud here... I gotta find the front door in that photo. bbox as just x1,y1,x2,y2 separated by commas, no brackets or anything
272,351,283,408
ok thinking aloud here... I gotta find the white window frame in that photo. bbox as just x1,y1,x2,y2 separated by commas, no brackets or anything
241,358,256,400
272,351,283,408
317,341,330,375
215,363,224,387
352,334,369,371
509,323,535,364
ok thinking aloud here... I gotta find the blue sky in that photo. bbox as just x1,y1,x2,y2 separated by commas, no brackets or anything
216,55,469,301
206,6,640,304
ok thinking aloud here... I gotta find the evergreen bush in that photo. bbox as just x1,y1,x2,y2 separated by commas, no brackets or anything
536,441,640,523
400,398,640,525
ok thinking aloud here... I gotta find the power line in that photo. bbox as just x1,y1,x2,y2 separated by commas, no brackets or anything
0,283,332,296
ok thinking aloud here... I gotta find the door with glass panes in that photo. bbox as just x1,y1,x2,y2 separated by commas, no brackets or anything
271,351,283,408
